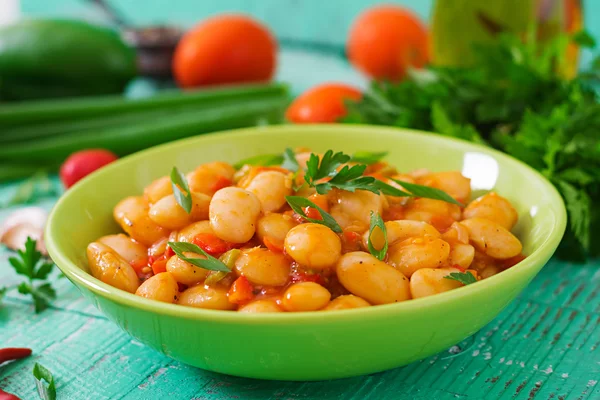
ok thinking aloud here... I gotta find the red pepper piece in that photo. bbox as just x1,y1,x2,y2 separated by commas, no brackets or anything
228,276,254,304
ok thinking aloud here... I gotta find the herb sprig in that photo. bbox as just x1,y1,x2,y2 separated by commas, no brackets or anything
5,237,56,313
444,271,478,285
304,150,461,204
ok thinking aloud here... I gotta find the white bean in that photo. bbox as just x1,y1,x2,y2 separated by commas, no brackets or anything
209,187,261,243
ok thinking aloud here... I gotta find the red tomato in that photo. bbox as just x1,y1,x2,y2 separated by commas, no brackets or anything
286,83,362,123
347,5,429,81
173,15,277,87
60,149,118,188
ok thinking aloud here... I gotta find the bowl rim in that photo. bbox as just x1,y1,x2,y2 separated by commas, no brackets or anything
45,124,567,323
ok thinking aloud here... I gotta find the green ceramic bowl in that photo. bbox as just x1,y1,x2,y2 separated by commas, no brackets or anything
45,125,566,381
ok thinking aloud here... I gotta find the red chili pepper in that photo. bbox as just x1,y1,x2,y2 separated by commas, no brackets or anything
192,233,232,255
0,348,32,364
228,276,254,304
0,389,20,400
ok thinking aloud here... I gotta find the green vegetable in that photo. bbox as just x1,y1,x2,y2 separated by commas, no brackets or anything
285,196,342,233
303,151,459,203
281,148,300,172
444,271,478,285
33,362,56,400
8,237,56,313
167,242,231,272
391,178,463,206
350,151,388,165
170,167,192,214
368,212,388,261
0,19,136,101
344,30,600,260
0,82,288,128
0,98,286,163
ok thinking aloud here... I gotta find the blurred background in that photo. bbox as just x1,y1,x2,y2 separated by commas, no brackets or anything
0,0,594,94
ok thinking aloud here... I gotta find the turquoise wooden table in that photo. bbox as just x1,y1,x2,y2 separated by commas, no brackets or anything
2,1,600,398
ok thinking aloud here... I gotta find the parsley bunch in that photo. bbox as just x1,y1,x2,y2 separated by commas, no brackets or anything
344,31,600,260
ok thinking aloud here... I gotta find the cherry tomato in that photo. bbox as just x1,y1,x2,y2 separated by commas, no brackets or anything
347,5,429,81
60,149,118,188
173,15,277,88
286,83,362,123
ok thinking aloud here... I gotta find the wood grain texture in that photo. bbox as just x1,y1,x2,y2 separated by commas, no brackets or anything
1,180,599,400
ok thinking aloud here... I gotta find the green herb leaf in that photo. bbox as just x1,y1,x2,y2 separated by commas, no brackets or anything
350,151,388,165
304,150,351,186
32,283,56,313
170,166,192,214
572,30,596,48
556,179,591,250
0,287,7,303
33,262,55,280
9,237,41,279
281,148,300,172
233,154,284,169
315,165,379,194
444,271,478,285
167,242,231,272
285,196,342,233
33,363,56,400
374,179,413,197
391,179,463,206
368,212,388,260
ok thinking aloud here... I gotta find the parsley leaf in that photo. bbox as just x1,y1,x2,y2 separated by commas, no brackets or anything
281,148,300,172
285,196,342,233
167,242,231,272
444,271,478,285
315,164,379,194
33,362,56,400
368,212,388,260
304,150,350,186
233,154,284,170
170,166,192,214
7,237,56,313
350,151,388,165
